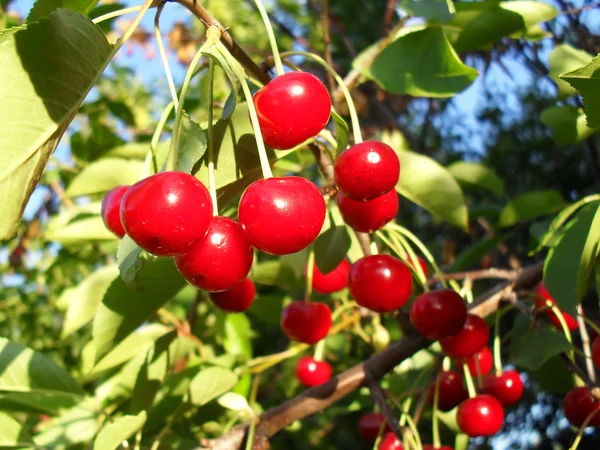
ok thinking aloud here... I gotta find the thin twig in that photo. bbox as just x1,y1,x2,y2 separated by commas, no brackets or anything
365,369,403,441
578,305,596,382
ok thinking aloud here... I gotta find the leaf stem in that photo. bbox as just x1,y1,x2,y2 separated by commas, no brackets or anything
251,0,284,76
280,51,362,145
207,58,219,215
92,5,143,24
154,2,179,110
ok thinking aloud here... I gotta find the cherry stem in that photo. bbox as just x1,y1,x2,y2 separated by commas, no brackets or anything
462,362,477,398
304,245,316,302
582,315,600,338
432,374,441,449
115,0,154,48
494,307,503,377
280,51,363,145
474,355,484,387
568,409,600,450
369,239,379,255
155,3,179,110
251,0,284,76
206,59,219,215
402,414,422,450
442,356,451,372
392,231,428,292
92,5,143,24
215,41,274,179
245,374,261,450
146,101,174,176
314,338,326,361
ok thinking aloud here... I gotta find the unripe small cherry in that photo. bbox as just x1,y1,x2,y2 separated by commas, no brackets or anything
533,282,578,331
295,356,332,387
482,370,524,406
308,259,351,294
101,185,129,238
428,370,467,412
409,288,467,340
209,278,256,313
281,301,332,344
378,432,403,450
463,347,493,377
358,412,388,442
408,256,429,279
337,189,398,233
456,394,504,437
439,314,490,359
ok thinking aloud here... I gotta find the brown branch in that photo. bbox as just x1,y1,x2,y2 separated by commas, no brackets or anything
322,0,336,94
198,263,545,450
364,369,403,441
428,268,519,286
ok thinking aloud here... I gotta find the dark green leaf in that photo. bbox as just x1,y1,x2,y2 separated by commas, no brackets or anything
544,202,600,316
450,236,505,271
188,367,238,407
540,106,598,146
177,114,207,173
530,355,573,394
331,110,349,153
400,0,455,22
510,328,572,371
93,411,146,450
447,161,505,195
498,190,566,228
117,236,144,292
314,226,352,274
28,0,98,22
548,44,593,98
560,55,600,128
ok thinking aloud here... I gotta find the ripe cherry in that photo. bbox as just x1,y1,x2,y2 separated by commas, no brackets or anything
101,185,129,238
120,171,212,257
174,217,253,292
429,370,467,412
440,314,490,359
253,72,331,150
238,177,326,255
295,356,332,387
358,412,389,442
348,255,413,313
408,256,429,279
463,347,493,377
281,301,332,344
308,259,351,294
422,445,453,450
409,288,467,340
334,140,400,201
456,395,504,437
563,387,600,427
378,432,403,450
592,336,600,370
209,278,256,313
337,189,398,233
533,283,578,331
483,370,524,406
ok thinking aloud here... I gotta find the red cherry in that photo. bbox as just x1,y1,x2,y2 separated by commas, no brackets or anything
378,432,403,450
428,370,468,412
533,283,578,331
592,336,600,370
174,217,253,292
334,140,400,201
295,356,332,387
422,445,453,450
482,370,524,406
120,171,212,257
463,347,493,377
308,259,351,294
101,185,129,238
253,72,331,150
337,189,398,233
456,395,504,437
238,177,326,255
440,314,490,358
409,288,467,340
358,412,389,442
209,278,256,313
408,256,429,278
348,255,413,313
563,387,600,427
281,301,332,344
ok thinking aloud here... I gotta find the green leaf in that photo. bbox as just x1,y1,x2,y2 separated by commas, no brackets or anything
188,367,238,407
117,235,144,292
104,142,152,160
400,0,455,22
177,114,207,173
34,401,98,448
46,215,116,246
447,161,505,195
60,264,119,339
450,236,505,271
548,44,593,98
560,54,600,128
222,313,253,359
0,412,34,448
364,27,477,98
394,149,469,231
331,110,349,153
314,225,351,274
540,105,598,146
65,158,143,197
510,327,571,371
498,190,566,228
543,202,600,316
93,259,186,360
0,9,113,240
28,0,98,22
93,411,146,450
530,355,573,394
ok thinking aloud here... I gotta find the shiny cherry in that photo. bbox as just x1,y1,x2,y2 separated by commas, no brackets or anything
334,140,400,201
592,336,600,370
483,370,524,406
563,387,600,427
308,259,351,294
378,432,403,450
358,412,389,442
534,283,578,331
281,301,332,344
295,356,332,387
337,189,398,233
457,395,504,437
253,72,331,150
463,347,493,377
440,314,490,358
422,445,454,450
120,171,212,257
238,177,326,255
174,217,253,292
101,185,129,238
209,278,256,313
348,255,413,313
409,288,467,340
428,370,467,412
408,256,429,278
